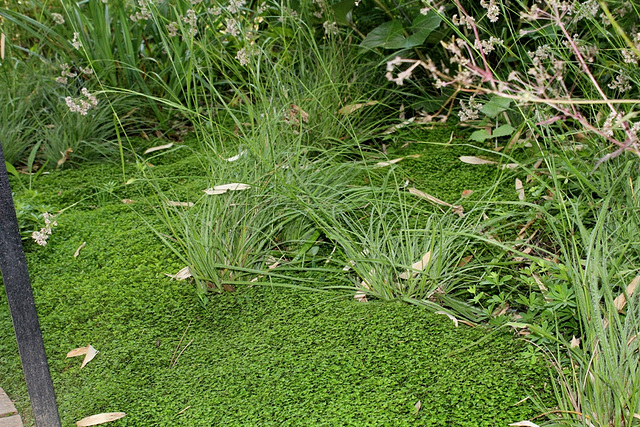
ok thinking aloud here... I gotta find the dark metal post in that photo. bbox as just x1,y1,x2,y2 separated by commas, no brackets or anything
0,143,61,426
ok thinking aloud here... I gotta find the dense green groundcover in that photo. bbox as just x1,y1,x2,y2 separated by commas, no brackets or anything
0,136,553,426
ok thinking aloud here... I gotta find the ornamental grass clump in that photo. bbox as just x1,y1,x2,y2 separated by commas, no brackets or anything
527,171,640,426
291,180,482,319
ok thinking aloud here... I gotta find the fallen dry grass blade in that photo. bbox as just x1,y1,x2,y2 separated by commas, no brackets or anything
166,200,194,207
375,154,421,168
337,101,379,115
435,311,459,327
203,183,251,195
143,143,173,154
459,156,496,165
407,187,464,217
459,156,518,169
73,242,86,258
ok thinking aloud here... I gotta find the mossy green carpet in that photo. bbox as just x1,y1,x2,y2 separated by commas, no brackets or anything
0,203,550,426
0,142,551,426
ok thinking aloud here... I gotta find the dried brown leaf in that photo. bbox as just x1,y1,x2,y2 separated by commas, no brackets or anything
203,183,251,195
267,259,281,270
76,412,126,426
512,396,531,406
73,242,86,258
343,260,355,272
570,335,580,348
354,291,368,302
120,199,136,204
508,421,540,427
57,148,73,167
461,189,474,197
407,188,449,206
223,150,246,162
337,101,379,115
382,117,415,134
457,255,473,267
164,266,192,281
614,276,639,312
515,178,524,201
67,345,98,368
67,346,89,358
492,304,509,318
399,251,432,279
375,157,404,167
435,311,459,327
143,143,173,154
407,187,464,217
414,400,421,413
354,275,372,302
531,273,550,300
459,156,496,165
285,105,309,124
375,154,420,168
166,200,194,207
501,163,519,170
518,219,536,239
81,345,99,368
451,205,465,217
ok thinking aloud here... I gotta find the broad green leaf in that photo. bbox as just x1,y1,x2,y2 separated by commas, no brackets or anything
27,140,42,173
360,12,441,49
470,124,514,142
331,0,356,26
480,96,512,117
360,20,405,49
470,129,491,142
493,123,515,137
4,161,19,178
405,12,442,48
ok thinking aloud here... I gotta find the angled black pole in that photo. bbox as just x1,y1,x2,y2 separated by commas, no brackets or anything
0,143,61,427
